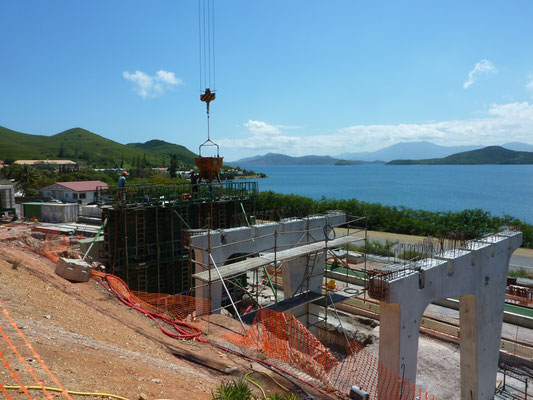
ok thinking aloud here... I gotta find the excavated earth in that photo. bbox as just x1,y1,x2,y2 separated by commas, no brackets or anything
0,227,323,400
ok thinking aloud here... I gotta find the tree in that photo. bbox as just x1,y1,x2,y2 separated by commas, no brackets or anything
13,165,41,195
58,142,66,158
120,154,124,169
169,154,178,178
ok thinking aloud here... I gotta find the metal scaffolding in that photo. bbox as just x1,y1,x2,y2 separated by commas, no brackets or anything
97,181,257,293
188,214,369,337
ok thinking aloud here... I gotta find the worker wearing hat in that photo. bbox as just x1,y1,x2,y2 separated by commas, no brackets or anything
118,170,128,188
118,171,128,201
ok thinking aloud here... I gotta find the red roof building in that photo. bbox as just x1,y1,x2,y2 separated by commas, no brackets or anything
40,181,108,204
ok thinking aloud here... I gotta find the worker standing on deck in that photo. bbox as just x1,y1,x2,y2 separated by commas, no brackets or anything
118,171,128,201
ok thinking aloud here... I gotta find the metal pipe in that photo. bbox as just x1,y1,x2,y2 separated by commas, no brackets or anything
209,253,246,332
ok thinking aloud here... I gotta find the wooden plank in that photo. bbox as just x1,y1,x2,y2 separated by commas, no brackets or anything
193,234,364,282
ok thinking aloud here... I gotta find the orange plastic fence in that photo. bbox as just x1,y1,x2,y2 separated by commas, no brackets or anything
91,270,211,322
41,235,68,263
225,309,440,400
0,301,71,399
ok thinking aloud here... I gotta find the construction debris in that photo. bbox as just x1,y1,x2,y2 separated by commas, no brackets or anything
55,257,93,282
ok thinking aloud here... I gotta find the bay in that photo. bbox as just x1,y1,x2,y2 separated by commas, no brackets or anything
247,164,533,223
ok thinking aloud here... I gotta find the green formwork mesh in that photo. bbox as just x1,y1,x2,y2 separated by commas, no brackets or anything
102,194,256,294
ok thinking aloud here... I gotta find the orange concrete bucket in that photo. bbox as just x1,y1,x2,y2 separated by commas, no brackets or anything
195,156,223,183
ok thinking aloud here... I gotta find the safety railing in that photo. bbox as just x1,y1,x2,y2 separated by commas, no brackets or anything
97,181,258,207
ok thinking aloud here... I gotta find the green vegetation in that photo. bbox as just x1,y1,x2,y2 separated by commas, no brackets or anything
0,125,195,167
211,379,298,400
388,146,533,165
508,268,533,279
0,163,189,194
127,139,197,165
0,125,264,178
257,191,533,248
347,240,396,257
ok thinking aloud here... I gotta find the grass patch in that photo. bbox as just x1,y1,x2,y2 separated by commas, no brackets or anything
346,240,396,257
508,268,533,279
211,379,299,400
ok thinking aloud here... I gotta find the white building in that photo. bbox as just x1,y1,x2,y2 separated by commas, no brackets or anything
14,160,78,171
40,181,108,204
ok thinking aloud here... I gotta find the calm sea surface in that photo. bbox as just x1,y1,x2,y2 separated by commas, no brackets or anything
247,165,533,223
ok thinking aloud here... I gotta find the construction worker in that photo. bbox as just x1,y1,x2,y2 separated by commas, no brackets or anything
118,170,128,187
118,171,128,201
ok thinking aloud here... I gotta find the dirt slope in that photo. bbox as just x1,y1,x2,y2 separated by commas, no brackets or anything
0,235,256,400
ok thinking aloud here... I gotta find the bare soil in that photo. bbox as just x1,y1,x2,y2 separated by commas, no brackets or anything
0,225,312,400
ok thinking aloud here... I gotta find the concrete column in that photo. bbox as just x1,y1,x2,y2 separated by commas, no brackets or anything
378,300,426,395
459,294,478,399
282,251,325,297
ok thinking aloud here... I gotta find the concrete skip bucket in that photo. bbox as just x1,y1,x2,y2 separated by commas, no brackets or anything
195,156,223,183
196,137,223,183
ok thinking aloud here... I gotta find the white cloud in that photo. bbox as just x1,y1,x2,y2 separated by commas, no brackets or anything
526,73,533,91
463,60,497,89
123,70,183,98
244,120,282,135
219,102,533,157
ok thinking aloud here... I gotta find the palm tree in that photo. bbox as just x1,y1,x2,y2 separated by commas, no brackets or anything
14,165,40,195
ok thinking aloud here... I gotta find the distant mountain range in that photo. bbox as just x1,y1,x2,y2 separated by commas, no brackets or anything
227,153,383,166
388,146,533,165
338,141,533,162
0,125,197,166
230,141,533,165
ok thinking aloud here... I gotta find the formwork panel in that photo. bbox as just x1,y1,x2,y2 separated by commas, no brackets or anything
102,195,255,294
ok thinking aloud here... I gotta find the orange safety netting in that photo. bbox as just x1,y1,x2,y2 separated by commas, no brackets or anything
0,301,71,399
91,270,210,322
225,309,440,400
41,235,68,263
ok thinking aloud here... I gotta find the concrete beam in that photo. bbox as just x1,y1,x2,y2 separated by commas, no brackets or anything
369,231,523,400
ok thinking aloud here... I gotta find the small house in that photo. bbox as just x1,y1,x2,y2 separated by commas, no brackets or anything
39,181,108,204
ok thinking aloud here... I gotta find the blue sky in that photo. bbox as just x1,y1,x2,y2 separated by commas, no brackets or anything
2,1,533,161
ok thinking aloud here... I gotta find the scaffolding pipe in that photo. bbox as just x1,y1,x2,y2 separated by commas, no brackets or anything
173,209,192,230
209,253,246,332
82,217,108,260
262,265,278,302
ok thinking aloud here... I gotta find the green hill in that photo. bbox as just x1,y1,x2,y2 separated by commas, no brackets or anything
387,146,533,165
127,139,197,165
0,125,196,167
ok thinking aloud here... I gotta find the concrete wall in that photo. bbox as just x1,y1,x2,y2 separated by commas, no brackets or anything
81,205,102,218
369,231,522,400
189,211,346,313
0,185,15,210
41,203,79,223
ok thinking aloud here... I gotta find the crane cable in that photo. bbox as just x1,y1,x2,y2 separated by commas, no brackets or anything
198,0,216,91
198,0,217,148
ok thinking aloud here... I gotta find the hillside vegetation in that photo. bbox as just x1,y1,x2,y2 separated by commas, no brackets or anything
128,139,197,165
0,125,196,167
388,146,533,165
257,191,533,248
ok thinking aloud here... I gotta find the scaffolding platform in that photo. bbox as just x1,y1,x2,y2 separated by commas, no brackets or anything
193,234,365,283
241,291,323,324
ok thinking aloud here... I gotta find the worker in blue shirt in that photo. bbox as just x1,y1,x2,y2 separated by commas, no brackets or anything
118,170,128,188
118,171,128,201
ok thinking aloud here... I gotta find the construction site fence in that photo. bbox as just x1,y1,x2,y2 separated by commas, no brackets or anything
0,301,72,399
41,234,69,263
91,270,211,322
97,181,258,206
224,309,440,400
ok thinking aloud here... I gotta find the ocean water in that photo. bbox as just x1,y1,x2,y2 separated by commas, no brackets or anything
247,164,533,223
